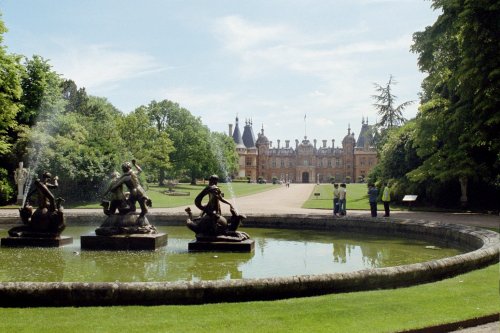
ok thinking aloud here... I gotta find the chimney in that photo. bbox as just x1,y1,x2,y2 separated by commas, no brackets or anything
228,124,233,137
285,140,290,148
322,140,327,148
313,139,317,149
277,139,281,149
270,141,273,147
332,139,335,148
295,139,299,149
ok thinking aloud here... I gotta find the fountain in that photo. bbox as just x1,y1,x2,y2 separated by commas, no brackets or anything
1,171,72,247
0,141,497,306
0,214,498,307
80,160,167,250
185,175,253,252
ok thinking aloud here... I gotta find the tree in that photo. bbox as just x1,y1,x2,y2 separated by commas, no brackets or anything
138,99,238,184
410,0,500,207
119,106,174,185
208,131,239,181
0,14,23,204
0,15,22,156
18,55,63,126
368,121,424,202
33,96,126,202
163,103,212,184
372,75,414,130
61,79,89,114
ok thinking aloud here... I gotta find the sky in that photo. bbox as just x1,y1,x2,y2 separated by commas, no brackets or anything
0,0,440,146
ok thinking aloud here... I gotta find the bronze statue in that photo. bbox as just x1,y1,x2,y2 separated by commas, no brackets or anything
97,160,156,236
9,171,65,238
101,171,130,215
104,160,152,217
186,175,249,242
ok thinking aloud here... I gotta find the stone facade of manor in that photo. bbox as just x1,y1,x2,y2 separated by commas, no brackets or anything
229,117,378,183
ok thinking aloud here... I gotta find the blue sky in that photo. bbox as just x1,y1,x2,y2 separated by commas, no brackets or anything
1,0,440,145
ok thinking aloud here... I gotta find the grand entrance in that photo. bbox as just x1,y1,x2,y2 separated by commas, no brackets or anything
302,172,309,183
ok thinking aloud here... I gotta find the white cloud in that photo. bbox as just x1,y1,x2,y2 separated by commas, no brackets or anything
49,41,169,90
213,15,292,53
213,15,412,82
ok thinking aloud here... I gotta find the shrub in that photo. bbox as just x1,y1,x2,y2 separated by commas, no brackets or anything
0,168,14,205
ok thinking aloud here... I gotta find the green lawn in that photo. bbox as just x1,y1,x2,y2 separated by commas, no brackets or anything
69,182,276,208
0,263,497,333
303,183,389,210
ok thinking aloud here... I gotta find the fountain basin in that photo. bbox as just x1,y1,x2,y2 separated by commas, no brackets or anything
0,213,498,307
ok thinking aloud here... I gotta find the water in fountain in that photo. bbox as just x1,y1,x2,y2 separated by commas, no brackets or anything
0,225,465,282
209,134,237,207
21,95,65,206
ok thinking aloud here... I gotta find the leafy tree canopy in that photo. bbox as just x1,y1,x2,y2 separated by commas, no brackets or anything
410,0,500,185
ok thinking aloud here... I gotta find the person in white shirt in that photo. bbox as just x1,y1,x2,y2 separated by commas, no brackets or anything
339,183,347,216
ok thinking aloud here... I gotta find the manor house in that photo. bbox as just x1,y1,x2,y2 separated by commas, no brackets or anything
229,117,377,183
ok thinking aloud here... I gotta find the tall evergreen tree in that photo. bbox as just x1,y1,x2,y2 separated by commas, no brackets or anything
372,75,414,130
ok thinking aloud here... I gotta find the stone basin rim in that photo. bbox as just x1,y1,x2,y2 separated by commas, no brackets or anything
0,214,498,307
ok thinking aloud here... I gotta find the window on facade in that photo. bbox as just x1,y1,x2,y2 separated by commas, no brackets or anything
328,160,332,167
272,161,276,168
304,160,308,166
336,159,340,167
281,159,285,167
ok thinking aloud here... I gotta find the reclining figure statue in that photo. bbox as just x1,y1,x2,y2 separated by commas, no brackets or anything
185,175,249,242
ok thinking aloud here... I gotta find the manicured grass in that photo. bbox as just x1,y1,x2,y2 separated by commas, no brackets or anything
303,183,389,210
0,264,497,333
69,182,276,209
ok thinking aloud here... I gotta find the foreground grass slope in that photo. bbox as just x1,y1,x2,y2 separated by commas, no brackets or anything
1,264,498,333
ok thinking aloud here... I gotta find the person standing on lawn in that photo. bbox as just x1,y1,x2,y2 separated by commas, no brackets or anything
368,183,378,218
333,183,340,216
339,183,347,216
382,182,391,217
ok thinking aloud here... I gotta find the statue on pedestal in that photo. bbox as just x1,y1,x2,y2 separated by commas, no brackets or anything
14,162,29,205
9,171,66,238
186,175,249,242
97,160,155,236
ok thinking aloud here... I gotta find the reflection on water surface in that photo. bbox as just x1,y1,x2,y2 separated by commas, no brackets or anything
0,226,462,282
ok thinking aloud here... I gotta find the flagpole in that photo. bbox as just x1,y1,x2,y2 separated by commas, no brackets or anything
304,114,307,138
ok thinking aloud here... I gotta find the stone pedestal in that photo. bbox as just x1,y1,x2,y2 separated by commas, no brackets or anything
1,236,73,248
81,232,168,251
188,239,255,252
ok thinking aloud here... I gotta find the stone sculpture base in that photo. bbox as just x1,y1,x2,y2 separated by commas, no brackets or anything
1,236,73,248
188,239,255,252
80,232,168,251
